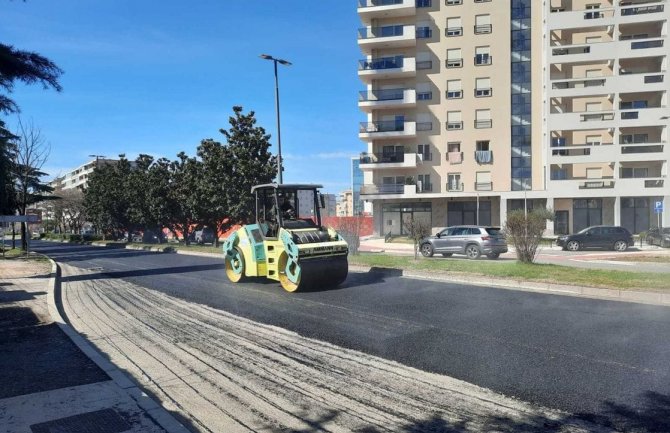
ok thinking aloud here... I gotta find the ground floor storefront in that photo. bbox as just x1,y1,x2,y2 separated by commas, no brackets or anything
369,194,669,236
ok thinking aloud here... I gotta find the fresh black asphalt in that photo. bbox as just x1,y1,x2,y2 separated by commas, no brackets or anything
35,241,670,432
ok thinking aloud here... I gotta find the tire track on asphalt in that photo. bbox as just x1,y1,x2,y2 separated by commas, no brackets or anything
60,264,609,433
74,272,259,433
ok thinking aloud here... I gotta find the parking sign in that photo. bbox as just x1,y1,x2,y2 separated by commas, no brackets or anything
655,201,664,213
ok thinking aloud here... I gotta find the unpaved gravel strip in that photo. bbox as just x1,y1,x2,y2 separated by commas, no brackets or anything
59,263,610,433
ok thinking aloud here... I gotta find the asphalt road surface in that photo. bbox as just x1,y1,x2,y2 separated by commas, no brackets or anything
36,241,670,432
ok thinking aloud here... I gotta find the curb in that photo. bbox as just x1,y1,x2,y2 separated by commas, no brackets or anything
44,258,190,433
349,264,670,307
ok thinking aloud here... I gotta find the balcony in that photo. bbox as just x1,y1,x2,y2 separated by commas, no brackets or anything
446,181,464,192
579,180,615,189
549,110,616,130
357,0,416,20
617,177,666,195
474,119,492,129
359,152,423,170
358,88,416,112
618,107,668,124
620,4,665,23
549,142,614,163
549,72,667,97
358,25,416,51
360,183,417,196
358,56,416,81
475,150,493,164
619,142,667,161
550,38,665,63
547,7,616,30
359,120,416,140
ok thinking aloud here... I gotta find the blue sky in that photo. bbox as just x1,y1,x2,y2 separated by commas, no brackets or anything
1,1,363,193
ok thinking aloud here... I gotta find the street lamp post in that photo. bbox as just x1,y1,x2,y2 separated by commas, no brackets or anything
260,54,291,184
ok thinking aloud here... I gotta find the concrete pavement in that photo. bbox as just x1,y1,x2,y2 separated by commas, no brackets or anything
0,257,181,433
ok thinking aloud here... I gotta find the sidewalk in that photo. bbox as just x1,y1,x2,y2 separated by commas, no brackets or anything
0,258,172,433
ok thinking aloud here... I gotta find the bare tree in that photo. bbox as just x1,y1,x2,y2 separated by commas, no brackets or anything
12,118,53,250
333,216,364,255
503,208,554,263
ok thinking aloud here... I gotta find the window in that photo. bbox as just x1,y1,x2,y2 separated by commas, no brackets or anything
416,51,432,70
584,4,602,19
417,174,432,192
474,14,492,34
475,110,491,128
447,173,462,191
621,167,649,178
620,100,648,109
417,0,432,7
573,199,602,232
416,82,432,100
446,0,462,5
475,171,492,190
447,111,463,130
475,46,491,65
416,26,432,38
446,49,463,68
446,17,462,36
476,140,490,151
551,168,567,180
418,144,432,161
620,133,648,144
448,142,461,152
586,135,601,146
446,80,462,98
475,77,491,97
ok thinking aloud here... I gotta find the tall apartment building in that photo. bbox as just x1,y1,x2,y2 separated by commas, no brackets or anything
545,0,669,234
357,0,669,236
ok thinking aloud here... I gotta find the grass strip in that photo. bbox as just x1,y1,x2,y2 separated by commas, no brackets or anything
349,253,670,293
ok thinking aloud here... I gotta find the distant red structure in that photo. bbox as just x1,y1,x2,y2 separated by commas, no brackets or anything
322,216,374,237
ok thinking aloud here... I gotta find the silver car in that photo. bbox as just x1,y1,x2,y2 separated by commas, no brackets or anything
420,226,508,259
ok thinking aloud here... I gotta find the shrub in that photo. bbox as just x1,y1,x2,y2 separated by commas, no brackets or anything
504,208,554,263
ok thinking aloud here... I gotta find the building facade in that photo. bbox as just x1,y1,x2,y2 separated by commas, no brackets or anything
49,158,116,191
357,0,669,236
337,190,354,216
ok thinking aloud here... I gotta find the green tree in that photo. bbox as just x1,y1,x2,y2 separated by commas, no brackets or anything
0,43,63,114
196,139,231,246
217,106,277,233
84,155,133,239
0,120,17,215
503,208,555,263
166,152,201,244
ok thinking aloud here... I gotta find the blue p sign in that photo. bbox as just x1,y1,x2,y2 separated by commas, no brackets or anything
655,201,663,213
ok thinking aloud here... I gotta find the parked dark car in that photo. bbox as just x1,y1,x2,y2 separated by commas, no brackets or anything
646,227,670,248
556,225,634,252
420,226,508,260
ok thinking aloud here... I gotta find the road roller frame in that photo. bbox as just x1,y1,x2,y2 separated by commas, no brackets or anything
223,184,348,292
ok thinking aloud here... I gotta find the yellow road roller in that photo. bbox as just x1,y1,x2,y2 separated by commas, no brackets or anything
223,184,348,292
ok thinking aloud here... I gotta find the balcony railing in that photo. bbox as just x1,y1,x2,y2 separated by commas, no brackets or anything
475,182,493,191
359,56,403,71
360,152,405,164
446,58,463,68
621,4,664,16
645,179,665,188
416,122,432,131
359,120,405,133
417,183,433,193
358,0,403,6
446,121,463,130
475,150,493,164
580,112,615,122
474,24,492,34
359,88,406,102
474,119,492,129
644,74,664,84
416,60,433,70
553,46,590,56
474,54,492,65
631,39,664,50
475,88,492,97
361,184,404,195
447,182,464,192
358,25,404,39
552,78,606,89
446,27,463,37
579,180,615,189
